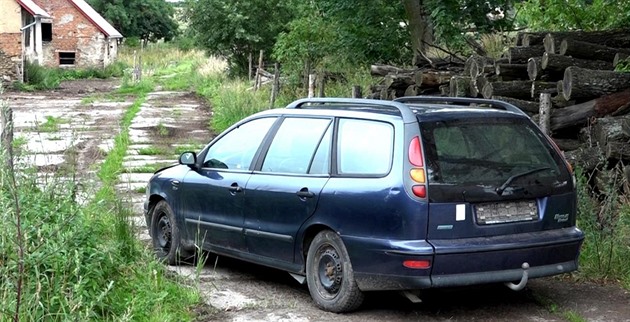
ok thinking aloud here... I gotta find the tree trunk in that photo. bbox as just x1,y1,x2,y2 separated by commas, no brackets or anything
606,142,630,160
543,34,562,54
520,32,547,46
495,63,529,80
540,29,630,48
559,39,630,61
415,70,453,88
370,64,415,77
384,73,415,90
527,57,542,81
482,80,533,100
591,115,630,148
403,0,434,66
449,76,471,97
551,89,630,130
563,67,630,101
565,147,602,172
505,45,545,64
531,81,557,98
542,52,614,72
492,96,539,115
614,53,630,67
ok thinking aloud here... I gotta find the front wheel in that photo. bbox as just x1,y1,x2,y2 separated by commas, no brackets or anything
306,230,364,313
150,200,192,265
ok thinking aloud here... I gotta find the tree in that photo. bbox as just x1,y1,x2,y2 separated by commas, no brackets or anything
184,0,294,75
403,0,434,65
88,0,179,41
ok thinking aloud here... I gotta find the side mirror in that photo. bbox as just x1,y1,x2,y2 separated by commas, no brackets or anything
179,151,197,167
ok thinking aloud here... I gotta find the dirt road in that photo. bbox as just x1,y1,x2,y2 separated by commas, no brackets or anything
6,80,630,321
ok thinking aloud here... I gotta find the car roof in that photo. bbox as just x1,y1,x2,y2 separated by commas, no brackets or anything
250,97,529,123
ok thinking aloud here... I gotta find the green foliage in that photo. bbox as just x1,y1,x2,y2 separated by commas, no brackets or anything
22,61,60,90
88,0,179,41
0,92,199,320
616,58,630,72
575,166,630,287
427,0,514,49
516,0,630,31
274,1,410,78
209,81,271,132
184,0,294,75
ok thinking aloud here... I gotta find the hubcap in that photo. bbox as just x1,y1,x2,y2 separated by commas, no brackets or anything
156,213,172,250
317,247,343,296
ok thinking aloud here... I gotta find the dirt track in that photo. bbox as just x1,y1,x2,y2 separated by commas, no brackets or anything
5,79,630,321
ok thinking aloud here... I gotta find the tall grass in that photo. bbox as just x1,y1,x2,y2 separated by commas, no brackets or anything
575,166,630,288
0,82,200,320
19,61,127,91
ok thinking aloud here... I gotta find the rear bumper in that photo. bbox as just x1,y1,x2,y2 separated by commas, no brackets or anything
343,227,584,291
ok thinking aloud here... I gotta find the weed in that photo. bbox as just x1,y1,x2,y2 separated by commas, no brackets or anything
157,122,170,137
133,186,147,194
124,163,171,173
138,146,168,156
36,115,68,133
174,144,205,155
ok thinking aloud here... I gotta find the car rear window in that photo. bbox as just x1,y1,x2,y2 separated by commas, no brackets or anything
420,117,569,188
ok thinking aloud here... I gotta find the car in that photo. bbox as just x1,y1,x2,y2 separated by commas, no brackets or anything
144,96,584,313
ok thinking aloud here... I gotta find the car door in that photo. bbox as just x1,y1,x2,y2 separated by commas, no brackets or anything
243,117,332,263
180,117,277,252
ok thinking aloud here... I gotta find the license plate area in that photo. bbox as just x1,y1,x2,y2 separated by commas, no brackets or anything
475,200,538,225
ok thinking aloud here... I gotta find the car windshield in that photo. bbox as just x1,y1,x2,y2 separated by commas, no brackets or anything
420,117,567,188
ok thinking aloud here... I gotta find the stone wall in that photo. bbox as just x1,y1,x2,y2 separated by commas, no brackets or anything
0,33,22,82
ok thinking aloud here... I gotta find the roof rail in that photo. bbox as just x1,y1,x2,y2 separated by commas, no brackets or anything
286,98,417,123
394,96,527,116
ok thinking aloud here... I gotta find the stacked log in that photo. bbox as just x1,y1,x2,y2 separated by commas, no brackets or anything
367,29,630,190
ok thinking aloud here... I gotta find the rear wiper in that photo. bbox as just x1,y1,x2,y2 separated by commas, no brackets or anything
495,167,551,196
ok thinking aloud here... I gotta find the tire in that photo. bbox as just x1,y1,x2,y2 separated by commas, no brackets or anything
306,230,364,313
150,200,192,265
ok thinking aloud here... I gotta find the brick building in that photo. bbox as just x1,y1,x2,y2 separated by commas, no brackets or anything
0,0,123,82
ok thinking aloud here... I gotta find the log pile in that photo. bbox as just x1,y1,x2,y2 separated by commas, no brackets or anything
368,29,630,191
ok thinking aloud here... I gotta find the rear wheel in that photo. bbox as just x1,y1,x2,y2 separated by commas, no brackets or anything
150,200,192,265
306,230,364,312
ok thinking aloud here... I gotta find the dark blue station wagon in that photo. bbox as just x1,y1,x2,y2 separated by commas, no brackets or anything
145,97,584,313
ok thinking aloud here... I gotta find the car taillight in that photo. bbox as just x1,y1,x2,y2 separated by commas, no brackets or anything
409,136,427,198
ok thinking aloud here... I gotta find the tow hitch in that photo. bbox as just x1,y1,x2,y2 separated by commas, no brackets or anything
505,262,529,291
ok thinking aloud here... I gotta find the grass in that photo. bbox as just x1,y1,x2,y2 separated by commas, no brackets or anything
124,163,172,173
36,115,68,133
138,146,169,156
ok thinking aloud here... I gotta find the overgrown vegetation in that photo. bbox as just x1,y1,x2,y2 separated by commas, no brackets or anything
516,0,630,31
16,61,126,91
0,82,201,320
575,166,630,288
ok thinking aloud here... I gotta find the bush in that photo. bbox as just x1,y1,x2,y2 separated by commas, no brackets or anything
23,61,60,90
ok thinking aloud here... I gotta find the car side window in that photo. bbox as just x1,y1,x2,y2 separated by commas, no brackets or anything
337,118,394,175
203,117,276,170
261,117,331,174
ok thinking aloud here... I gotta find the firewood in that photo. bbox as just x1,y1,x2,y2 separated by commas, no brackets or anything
563,67,630,101
541,53,613,73
559,39,630,61
482,80,533,100
495,63,528,80
551,89,630,130
449,76,471,97
492,96,539,114
504,46,545,64
370,64,415,77
531,81,558,98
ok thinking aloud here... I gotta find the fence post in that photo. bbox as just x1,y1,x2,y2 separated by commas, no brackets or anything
352,85,362,98
270,63,280,108
255,50,264,91
318,74,325,97
248,52,253,82
308,74,316,98
538,93,552,135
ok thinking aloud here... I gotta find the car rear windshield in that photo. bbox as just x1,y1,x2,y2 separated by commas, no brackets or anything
420,117,570,197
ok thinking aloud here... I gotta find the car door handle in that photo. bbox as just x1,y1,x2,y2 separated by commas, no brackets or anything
229,183,243,193
296,188,315,198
